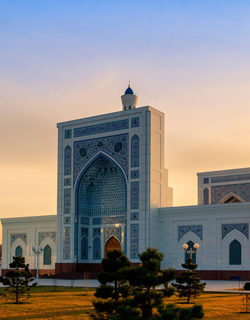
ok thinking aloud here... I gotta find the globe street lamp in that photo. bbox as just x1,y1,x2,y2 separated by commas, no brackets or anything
182,243,199,259
32,246,43,285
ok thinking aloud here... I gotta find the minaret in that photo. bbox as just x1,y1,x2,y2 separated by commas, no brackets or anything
121,82,138,111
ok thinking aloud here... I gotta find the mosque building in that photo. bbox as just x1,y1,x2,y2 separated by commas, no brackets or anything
2,86,250,280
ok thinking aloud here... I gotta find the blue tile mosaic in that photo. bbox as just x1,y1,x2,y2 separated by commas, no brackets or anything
131,135,139,167
92,216,126,225
64,217,71,224
131,182,139,209
74,134,128,184
81,235,88,260
104,227,121,242
74,119,129,138
222,223,248,240
211,183,250,204
93,236,101,260
131,117,139,128
93,228,101,238
130,224,139,259
130,212,139,220
10,233,27,246
65,129,72,139
203,178,209,184
63,227,71,259
178,225,203,241
64,189,71,214
80,217,90,225
81,227,88,238
64,146,72,176
76,155,127,217
131,170,139,179
64,178,71,186
38,232,56,245
211,174,250,184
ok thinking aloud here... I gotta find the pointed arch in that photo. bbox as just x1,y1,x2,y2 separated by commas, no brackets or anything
218,192,245,204
43,245,52,265
105,236,121,258
229,239,241,265
15,245,22,257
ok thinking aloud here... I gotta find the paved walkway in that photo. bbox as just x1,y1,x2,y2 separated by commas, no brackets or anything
0,278,248,292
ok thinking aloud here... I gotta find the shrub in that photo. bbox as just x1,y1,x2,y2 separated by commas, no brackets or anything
244,282,250,290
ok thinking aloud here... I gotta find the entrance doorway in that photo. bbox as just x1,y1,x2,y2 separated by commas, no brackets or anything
105,236,121,258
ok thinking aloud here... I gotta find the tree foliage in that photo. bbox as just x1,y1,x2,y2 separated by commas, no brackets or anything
174,258,206,303
0,256,35,304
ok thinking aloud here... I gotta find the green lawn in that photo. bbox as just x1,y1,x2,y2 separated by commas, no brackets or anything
0,287,250,319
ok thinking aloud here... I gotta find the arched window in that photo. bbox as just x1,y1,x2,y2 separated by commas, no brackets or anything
185,241,196,264
43,245,52,265
93,236,101,260
81,236,88,260
203,188,209,205
15,245,22,257
229,240,241,265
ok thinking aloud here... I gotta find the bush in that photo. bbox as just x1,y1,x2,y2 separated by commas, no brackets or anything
244,282,250,290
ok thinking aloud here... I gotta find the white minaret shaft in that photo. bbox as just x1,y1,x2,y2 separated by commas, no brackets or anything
121,83,138,111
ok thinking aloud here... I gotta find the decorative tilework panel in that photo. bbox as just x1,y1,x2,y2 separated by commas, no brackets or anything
211,183,250,204
74,134,128,184
74,119,129,138
92,216,126,225
131,182,139,209
131,135,139,167
64,146,72,176
81,227,88,238
104,227,121,242
11,233,27,246
131,170,139,179
64,217,71,224
130,212,139,220
81,236,88,260
222,223,248,240
178,225,203,241
130,224,139,259
93,236,101,260
93,228,101,238
64,189,71,214
203,178,209,184
63,227,71,260
211,174,250,184
64,178,71,186
77,155,127,217
65,129,72,139
38,232,56,245
131,117,139,128
80,217,90,225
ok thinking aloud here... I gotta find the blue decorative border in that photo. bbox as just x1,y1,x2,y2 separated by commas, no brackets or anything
131,212,139,220
63,227,71,259
131,170,139,179
104,227,121,242
222,223,249,240
38,232,56,245
74,119,129,138
65,129,72,139
130,224,139,259
64,217,71,224
93,228,101,260
211,183,250,203
131,135,139,167
131,182,139,209
64,146,72,176
131,117,139,128
178,225,203,241
64,189,71,214
80,217,90,225
93,216,126,225
212,174,250,184
11,233,27,246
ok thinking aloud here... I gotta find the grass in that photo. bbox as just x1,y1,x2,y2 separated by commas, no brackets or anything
0,287,250,319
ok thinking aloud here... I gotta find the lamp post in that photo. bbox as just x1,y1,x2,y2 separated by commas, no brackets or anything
32,245,43,285
182,243,199,260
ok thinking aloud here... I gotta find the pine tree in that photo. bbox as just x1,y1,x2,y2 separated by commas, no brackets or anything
126,247,176,319
0,256,35,304
174,257,206,303
91,250,139,320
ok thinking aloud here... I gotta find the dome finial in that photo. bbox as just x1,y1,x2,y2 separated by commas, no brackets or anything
128,80,130,88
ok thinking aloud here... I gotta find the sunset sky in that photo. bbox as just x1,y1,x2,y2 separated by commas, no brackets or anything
1,1,250,241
